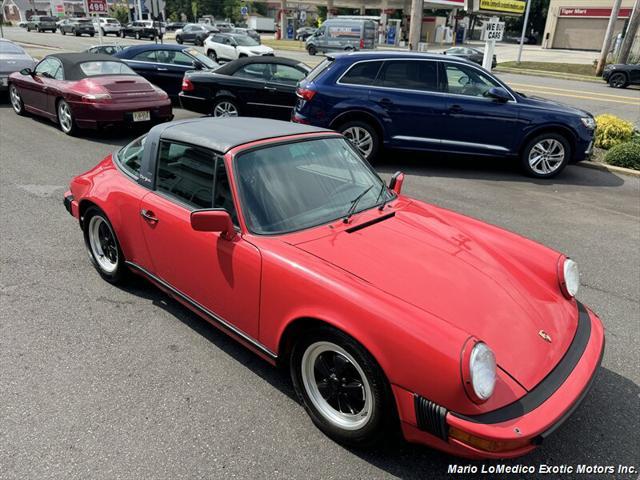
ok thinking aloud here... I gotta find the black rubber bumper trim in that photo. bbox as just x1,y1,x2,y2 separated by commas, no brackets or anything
414,395,449,440
452,302,594,425
63,194,74,215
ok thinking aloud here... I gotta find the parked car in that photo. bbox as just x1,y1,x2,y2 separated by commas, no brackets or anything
114,44,219,97
18,21,28,28
63,115,604,459
0,39,36,92
443,46,496,68
212,21,234,32
204,33,273,62
504,33,538,45
26,15,57,32
58,18,96,37
296,26,316,41
175,23,219,46
293,52,596,178
8,53,172,134
121,21,163,40
232,27,260,43
305,18,376,56
180,56,310,119
602,63,640,88
92,17,122,36
85,44,128,55
165,21,187,32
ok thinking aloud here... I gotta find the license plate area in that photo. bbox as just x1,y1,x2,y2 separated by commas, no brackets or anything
132,111,150,122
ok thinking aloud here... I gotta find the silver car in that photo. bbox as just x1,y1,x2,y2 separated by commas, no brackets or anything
0,40,35,91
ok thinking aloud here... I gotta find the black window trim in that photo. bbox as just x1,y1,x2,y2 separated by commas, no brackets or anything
114,134,146,182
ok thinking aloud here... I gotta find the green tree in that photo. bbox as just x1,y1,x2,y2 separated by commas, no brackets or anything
504,0,550,36
109,4,129,24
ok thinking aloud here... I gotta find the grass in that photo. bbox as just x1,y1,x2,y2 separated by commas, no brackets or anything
497,61,596,77
262,39,307,51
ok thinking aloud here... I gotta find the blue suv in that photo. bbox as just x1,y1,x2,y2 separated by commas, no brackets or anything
293,52,596,178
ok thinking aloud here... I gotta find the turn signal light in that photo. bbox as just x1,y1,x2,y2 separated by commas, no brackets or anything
182,78,194,92
296,87,316,101
449,427,531,453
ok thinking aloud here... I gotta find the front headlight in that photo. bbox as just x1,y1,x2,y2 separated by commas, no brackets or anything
469,342,496,402
559,257,580,298
581,117,596,129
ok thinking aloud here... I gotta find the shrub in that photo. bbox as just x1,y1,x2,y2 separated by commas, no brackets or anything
604,142,640,170
594,114,634,149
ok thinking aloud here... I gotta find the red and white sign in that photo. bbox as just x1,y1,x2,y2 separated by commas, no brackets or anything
559,7,632,18
87,0,108,14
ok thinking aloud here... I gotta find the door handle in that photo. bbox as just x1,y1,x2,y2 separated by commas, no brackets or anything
264,86,277,91
156,67,168,71
449,104,464,113
140,209,159,223
377,97,393,106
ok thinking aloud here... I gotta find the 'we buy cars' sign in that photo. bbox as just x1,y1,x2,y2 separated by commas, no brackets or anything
87,0,107,14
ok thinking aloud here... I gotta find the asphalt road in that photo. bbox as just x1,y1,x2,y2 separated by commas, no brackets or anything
1,86,639,479
3,27,640,124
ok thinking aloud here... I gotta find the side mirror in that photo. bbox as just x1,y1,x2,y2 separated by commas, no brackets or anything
20,67,33,75
191,209,235,239
192,60,204,70
388,171,404,195
486,86,511,103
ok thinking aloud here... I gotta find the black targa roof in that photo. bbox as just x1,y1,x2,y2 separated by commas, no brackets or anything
46,53,128,81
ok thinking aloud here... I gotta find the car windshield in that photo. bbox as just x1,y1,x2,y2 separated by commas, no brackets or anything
0,42,25,54
233,35,259,46
234,137,392,235
185,48,218,68
80,61,136,76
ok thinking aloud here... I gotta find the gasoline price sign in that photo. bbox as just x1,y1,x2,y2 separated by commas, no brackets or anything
87,0,107,14
485,21,504,41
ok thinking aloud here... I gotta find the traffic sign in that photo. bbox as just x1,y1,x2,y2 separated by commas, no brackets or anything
87,0,107,14
299,10,307,22
240,6,248,16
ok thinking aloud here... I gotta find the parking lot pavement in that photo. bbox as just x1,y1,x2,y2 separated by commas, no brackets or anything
1,96,638,479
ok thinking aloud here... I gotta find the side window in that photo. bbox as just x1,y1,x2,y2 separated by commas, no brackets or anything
156,141,215,209
234,63,271,80
157,50,193,66
117,135,146,178
50,59,63,80
444,63,501,98
271,64,306,84
213,159,238,225
35,58,60,78
339,61,383,86
377,60,438,92
132,50,157,62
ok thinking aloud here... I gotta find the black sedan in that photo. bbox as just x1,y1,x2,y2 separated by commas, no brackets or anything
114,44,219,97
58,18,95,36
443,46,496,68
121,21,162,40
602,63,640,88
175,24,219,46
179,56,310,120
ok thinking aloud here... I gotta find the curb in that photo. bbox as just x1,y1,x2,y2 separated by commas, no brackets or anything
493,67,601,83
579,161,640,177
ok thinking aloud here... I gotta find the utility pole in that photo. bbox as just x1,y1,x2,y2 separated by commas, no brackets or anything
618,0,640,64
516,0,532,63
595,0,623,76
408,0,423,50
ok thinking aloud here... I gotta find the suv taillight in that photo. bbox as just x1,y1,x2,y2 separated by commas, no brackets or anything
182,78,194,92
296,87,316,101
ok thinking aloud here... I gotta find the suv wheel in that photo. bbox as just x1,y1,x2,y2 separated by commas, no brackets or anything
207,50,218,62
608,72,628,88
521,133,570,178
307,45,317,56
176,35,183,44
339,120,380,162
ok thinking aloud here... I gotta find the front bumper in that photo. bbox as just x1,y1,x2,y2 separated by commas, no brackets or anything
395,302,605,459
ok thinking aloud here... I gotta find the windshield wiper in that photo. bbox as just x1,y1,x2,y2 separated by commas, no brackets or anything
343,185,374,223
376,183,391,211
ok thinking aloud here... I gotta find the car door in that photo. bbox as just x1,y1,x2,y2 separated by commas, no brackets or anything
440,61,521,155
220,37,237,60
367,59,448,151
125,49,160,85
40,57,65,118
139,140,261,339
263,63,308,120
21,58,55,114
629,65,640,84
224,62,270,115
154,49,194,97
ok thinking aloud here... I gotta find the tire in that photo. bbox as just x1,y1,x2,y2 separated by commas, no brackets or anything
521,133,570,178
90,33,95,37
207,50,218,62
57,99,78,136
176,35,183,44
135,32,140,40
307,45,317,56
9,84,26,116
608,72,628,89
27,26,31,32
338,120,380,162
82,207,128,284
74,29,79,36
196,37,203,46
61,29,66,35
290,326,394,447
211,97,239,117
120,31,125,38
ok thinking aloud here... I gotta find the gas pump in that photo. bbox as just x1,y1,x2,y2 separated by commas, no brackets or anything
284,16,295,40
386,18,401,46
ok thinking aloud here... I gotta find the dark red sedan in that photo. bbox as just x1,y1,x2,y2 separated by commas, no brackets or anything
64,118,604,458
8,53,172,135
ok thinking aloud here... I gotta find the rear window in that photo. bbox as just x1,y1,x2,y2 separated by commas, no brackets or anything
79,61,135,76
41,16,56,21
306,58,333,83
339,61,383,86
78,19,93,24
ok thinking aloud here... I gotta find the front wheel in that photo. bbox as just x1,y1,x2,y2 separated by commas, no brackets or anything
307,45,317,56
9,84,26,115
176,35,183,44
207,50,218,62
135,32,140,39
521,133,570,178
290,327,394,446
338,120,380,162
83,207,127,284
608,72,628,88
61,29,66,35
120,31,125,38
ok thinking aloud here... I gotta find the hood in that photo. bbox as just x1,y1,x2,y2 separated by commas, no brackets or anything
0,56,35,75
240,44,272,54
292,202,577,391
517,94,589,117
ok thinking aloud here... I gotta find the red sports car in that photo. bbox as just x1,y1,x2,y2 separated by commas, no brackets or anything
63,118,604,458
8,52,172,135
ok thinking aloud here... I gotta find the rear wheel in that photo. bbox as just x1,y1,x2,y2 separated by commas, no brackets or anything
135,32,141,39
207,50,218,62
290,326,394,446
83,207,127,284
61,29,66,35
307,45,317,56
176,35,183,44
120,30,125,38
9,84,25,116
338,120,380,162
195,37,203,46
211,98,239,117
608,72,628,88
521,133,570,178
57,99,77,135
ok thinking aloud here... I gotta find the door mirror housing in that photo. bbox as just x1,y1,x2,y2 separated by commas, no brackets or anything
388,171,405,195
191,209,235,239
192,60,205,70
20,67,33,75
486,86,511,103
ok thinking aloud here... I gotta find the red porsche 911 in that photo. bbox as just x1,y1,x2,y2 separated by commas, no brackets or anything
8,53,172,135
63,118,604,459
